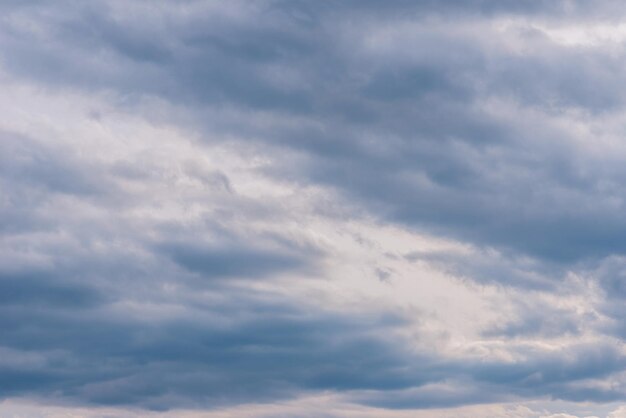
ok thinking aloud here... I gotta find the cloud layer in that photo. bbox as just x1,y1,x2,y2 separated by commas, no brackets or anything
3,1,626,417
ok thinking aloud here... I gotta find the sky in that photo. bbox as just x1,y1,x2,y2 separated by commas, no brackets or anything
4,1,626,417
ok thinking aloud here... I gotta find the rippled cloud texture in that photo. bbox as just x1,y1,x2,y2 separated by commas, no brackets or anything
3,1,626,417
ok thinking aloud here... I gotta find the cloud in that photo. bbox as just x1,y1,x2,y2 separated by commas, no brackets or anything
0,285,430,410
3,0,626,416
158,241,311,280
6,0,617,264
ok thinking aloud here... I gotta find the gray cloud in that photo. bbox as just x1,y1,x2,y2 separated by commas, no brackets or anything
158,241,311,280
0,287,430,410
350,342,626,409
3,0,626,415
5,0,617,264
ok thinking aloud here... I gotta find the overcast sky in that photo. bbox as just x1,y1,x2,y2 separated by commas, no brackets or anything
4,1,626,417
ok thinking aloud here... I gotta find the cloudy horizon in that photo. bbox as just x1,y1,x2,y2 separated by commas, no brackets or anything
3,1,626,417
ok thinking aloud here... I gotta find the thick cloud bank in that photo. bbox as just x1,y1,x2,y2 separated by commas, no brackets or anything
3,1,626,417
